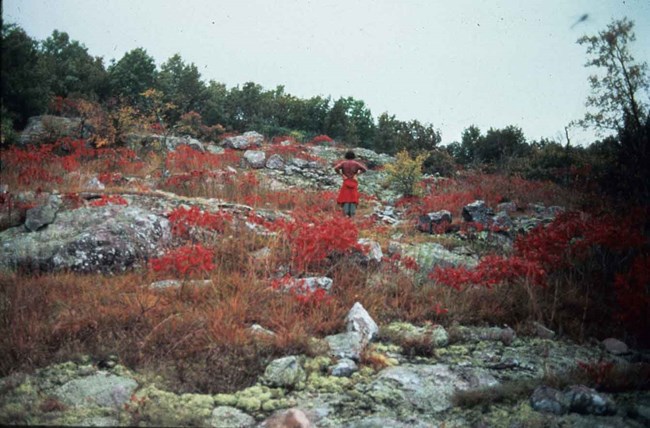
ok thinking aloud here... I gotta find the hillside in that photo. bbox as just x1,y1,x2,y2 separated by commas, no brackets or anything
0,123,649,426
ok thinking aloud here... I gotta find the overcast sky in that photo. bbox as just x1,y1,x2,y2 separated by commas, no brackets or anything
4,0,650,145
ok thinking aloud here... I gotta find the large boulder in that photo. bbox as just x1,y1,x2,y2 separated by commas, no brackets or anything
19,115,90,145
346,302,379,344
53,372,138,408
243,150,267,168
461,200,493,224
222,131,264,150
404,243,477,275
0,204,171,273
164,135,205,152
361,364,469,414
24,194,62,232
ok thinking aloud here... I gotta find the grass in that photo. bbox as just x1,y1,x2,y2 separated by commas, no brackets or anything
1,140,648,395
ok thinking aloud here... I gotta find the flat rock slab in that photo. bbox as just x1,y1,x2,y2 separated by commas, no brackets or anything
53,372,138,408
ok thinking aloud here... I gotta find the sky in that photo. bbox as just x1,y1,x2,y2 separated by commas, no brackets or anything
3,0,650,146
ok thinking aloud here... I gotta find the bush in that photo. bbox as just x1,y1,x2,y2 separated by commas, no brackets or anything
384,150,427,197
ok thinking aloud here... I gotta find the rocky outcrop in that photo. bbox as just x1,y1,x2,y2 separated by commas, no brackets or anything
19,115,90,145
0,204,171,273
222,131,264,150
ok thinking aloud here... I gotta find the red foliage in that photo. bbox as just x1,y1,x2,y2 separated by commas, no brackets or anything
614,253,650,338
165,145,239,173
168,206,233,237
89,195,128,207
308,134,334,145
149,244,215,277
265,211,362,272
577,359,615,387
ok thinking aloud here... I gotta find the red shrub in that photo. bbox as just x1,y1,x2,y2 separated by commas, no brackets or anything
149,244,215,277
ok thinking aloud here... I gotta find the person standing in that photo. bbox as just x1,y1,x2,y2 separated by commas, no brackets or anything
333,151,368,217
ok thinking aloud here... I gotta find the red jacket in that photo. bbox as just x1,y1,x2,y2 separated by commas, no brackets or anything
337,178,360,204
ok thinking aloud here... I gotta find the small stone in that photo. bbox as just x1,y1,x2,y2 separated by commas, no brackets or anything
262,356,306,388
330,359,358,377
602,338,629,355
346,302,379,343
565,384,616,415
533,322,555,339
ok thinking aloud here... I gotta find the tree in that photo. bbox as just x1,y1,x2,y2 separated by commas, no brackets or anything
384,150,427,197
39,30,108,99
1,24,50,130
108,48,157,103
577,18,649,134
158,54,207,123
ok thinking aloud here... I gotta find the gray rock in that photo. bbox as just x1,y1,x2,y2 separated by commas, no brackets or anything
19,115,89,145
222,131,263,150
462,200,493,224
346,302,379,343
206,144,225,155
0,205,171,273
243,150,266,168
325,332,364,361
363,364,468,413
165,135,205,152
382,322,449,348
344,416,431,428
279,277,333,294
404,242,478,275
387,241,403,256
53,372,138,408
357,238,383,265
428,210,452,224
25,194,62,232
492,211,514,230
530,385,568,415
85,176,106,190
261,356,306,388
566,384,617,415
602,338,629,355
497,201,517,213
533,321,556,339
330,358,358,377
210,406,256,428
265,154,285,169
249,323,276,337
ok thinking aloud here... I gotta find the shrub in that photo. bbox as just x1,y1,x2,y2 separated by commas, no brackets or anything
384,150,427,197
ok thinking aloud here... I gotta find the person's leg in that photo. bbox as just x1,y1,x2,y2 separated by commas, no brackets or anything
349,203,357,217
343,203,353,216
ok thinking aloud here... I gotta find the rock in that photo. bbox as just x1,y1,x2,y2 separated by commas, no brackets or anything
278,277,333,294
417,210,452,234
150,279,213,289
19,115,89,145
462,200,493,224
24,194,62,232
206,144,225,155
497,201,517,213
492,211,514,230
266,154,285,169
533,322,556,339
344,416,431,428
356,239,383,265
0,205,171,273
243,150,267,168
565,384,616,415
261,408,312,428
405,243,478,274
165,135,205,152
262,356,306,389
330,358,358,377
249,323,276,337
85,176,105,190
53,372,138,408
382,322,449,348
457,367,499,388
530,385,568,415
346,302,379,343
210,406,256,428
325,332,364,361
429,210,453,224
363,364,468,413
602,338,629,355
222,131,263,150
387,241,402,256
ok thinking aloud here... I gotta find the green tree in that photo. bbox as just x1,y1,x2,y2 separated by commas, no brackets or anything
201,80,229,127
158,54,207,123
39,30,107,99
577,18,649,134
107,47,157,103
1,24,50,130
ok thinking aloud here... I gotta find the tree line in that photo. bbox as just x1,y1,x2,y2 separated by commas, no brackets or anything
1,23,440,155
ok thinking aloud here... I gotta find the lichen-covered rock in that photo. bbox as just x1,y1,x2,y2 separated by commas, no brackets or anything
164,135,205,152
19,115,89,145
565,385,617,416
325,332,365,361
262,356,306,389
602,338,629,355
53,373,137,408
462,200,493,224
530,385,569,415
361,364,468,413
222,131,263,150
265,154,285,170
356,239,383,265
243,150,267,168
0,204,171,273
330,359,358,377
25,194,62,232
381,322,449,348
209,406,256,428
